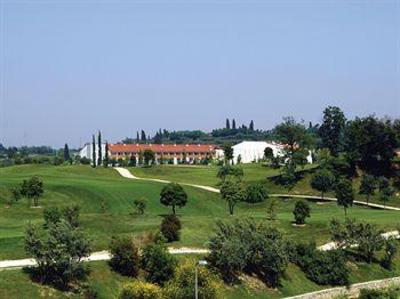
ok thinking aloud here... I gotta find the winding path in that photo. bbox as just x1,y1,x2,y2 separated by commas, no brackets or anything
114,167,400,211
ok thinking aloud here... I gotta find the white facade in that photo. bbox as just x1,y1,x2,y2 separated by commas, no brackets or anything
79,143,107,162
232,141,313,164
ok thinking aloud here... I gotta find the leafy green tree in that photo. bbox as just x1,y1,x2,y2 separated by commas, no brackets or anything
280,161,297,193
222,144,233,164
21,176,44,207
133,199,146,215
217,165,243,182
319,106,346,156
10,186,22,202
359,174,376,206
163,259,222,299
92,134,96,168
24,213,91,289
293,200,311,225
264,147,274,160
160,183,188,215
141,243,176,285
380,186,395,209
160,214,182,242
344,116,398,176
244,182,268,203
109,236,140,277
119,280,161,299
310,169,335,199
381,239,398,270
63,143,70,162
220,180,244,215
335,178,354,216
143,149,155,165
266,198,278,221
43,206,62,228
62,205,80,228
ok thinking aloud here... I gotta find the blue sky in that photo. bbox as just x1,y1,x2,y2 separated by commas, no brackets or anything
1,0,399,147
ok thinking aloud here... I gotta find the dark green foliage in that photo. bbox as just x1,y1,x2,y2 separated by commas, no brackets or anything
24,212,91,289
335,178,354,216
92,134,96,168
143,150,155,165
319,106,346,156
62,205,80,228
217,165,244,182
222,144,233,163
344,116,398,176
244,182,268,203
280,161,297,193
220,180,245,215
293,200,311,225
20,176,44,206
264,147,274,160
128,155,137,167
141,130,147,142
225,118,230,130
10,186,22,202
160,183,188,215
63,143,70,162
310,168,335,199
97,131,102,166
293,243,349,286
208,219,289,287
381,239,398,270
232,118,236,130
380,186,395,208
109,236,140,277
160,214,182,242
43,206,62,228
359,174,377,205
104,142,109,167
133,199,146,215
358,288,400,299
330,218,384,263
249,120,254,131
141,243,176,285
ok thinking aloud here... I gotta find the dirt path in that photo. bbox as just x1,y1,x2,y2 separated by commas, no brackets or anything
115,167,400,211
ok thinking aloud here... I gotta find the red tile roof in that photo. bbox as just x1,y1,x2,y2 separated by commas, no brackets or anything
109,143,219,154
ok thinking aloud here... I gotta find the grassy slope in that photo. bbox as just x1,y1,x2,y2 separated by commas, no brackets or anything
0,164,399,260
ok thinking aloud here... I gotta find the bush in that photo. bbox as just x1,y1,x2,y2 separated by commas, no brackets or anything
160,214,182,242
164,259,222,299
293,243,349,286
293,200,311,225
244,182,268,203
141,243,176,285
119,280,161,299
133,199,147,215
109,236,140,277
358,288,400,299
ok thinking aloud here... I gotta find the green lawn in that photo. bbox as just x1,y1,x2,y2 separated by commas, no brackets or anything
0,164,400,298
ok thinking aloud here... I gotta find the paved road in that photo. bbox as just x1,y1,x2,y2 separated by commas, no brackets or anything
115,167,400,211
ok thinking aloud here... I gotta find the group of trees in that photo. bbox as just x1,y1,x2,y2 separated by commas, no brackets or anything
5,176,44,207
91,131,109,168
110,235,221,299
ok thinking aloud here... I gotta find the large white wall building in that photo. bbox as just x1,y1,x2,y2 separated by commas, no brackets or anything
232,141,312,164
79,143,106,162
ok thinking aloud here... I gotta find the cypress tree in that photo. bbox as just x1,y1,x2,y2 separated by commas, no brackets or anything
92,134,96,168
141,130,146,143
136,131,140,144
104,142,109,167
232,119,236,130
63,143,70,162
249,120,254,131
97,131,102,166
226,118,230,130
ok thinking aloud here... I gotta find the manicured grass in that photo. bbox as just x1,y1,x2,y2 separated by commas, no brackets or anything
0,164,399,260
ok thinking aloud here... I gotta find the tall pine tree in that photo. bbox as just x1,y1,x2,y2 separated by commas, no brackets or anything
63,143,70,162
92,134,96,168
249,120,254,131
104,142,109,167
232,119,236,130
97,131,102,166
226,118,230,130
141,130,146,143
136,131,140,143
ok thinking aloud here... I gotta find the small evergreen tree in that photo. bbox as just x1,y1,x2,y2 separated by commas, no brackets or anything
232,118,236,130
141,130,147,143
63,143,70,162
103,142,109,167
225,118,230,130
97,131,102,166
293,200,311,225
109,236,140,277
160,214,182,242
136,131,140,143
92,134,96,167
249,120,255,131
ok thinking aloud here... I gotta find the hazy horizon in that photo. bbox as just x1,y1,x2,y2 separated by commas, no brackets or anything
1,1,399,148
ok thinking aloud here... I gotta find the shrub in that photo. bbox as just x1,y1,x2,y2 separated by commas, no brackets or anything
119,280,161,299
293,200,311,225
160,214,181,242
358,288,400,299
294,243,349,286
244,182,268,203
164,259,222,299
133,199,147,215
141,243,176,285
109,236,140,277
381,239,398,270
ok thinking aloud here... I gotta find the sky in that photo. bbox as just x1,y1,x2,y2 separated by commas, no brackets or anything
1,0,399,148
